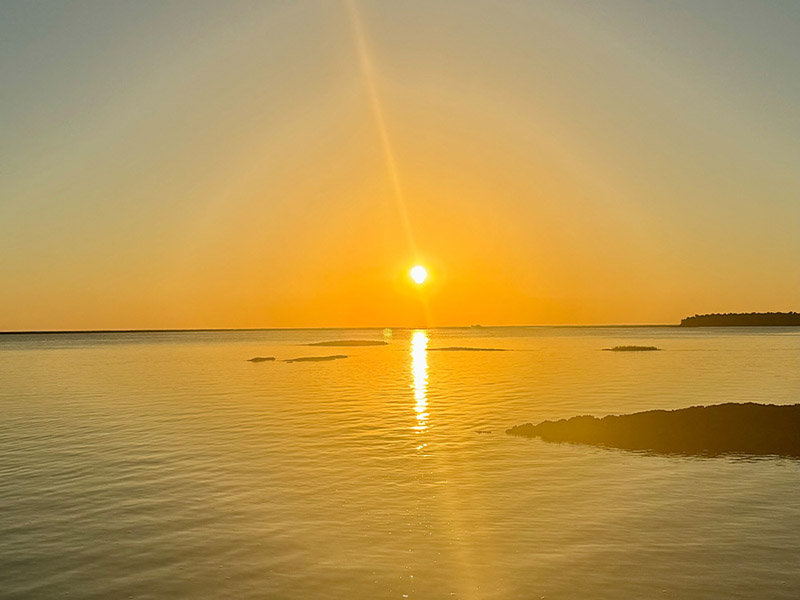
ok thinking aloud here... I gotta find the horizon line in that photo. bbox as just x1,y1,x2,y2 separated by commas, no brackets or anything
0,323,681,335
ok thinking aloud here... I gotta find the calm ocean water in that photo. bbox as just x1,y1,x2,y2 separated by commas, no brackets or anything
1,326,798,599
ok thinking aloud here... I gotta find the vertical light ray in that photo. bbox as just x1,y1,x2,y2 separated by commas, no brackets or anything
346,0,435,327
345,0,417,255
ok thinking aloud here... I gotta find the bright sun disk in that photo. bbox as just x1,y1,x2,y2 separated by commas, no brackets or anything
410,265,427,284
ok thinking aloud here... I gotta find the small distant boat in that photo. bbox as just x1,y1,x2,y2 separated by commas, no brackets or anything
470,324,484,328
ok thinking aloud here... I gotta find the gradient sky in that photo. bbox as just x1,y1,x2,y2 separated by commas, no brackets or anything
1,0,798,330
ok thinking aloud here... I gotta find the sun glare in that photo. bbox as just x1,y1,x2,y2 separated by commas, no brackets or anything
410,330,428,432
410,265,427,285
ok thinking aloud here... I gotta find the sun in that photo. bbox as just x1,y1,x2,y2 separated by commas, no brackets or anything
410,265,428,285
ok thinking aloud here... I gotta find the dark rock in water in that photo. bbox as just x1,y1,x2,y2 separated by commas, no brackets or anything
507,403,800,458
603,346,660,352
429,346,509,352
284,355,348,363
306,340,388,346
247,356,275,362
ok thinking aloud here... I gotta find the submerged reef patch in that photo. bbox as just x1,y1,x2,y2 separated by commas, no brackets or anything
428,346,510,352
284,355,348,363
306,340,388,347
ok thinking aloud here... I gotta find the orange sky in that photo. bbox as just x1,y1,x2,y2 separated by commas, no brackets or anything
1,1,797,330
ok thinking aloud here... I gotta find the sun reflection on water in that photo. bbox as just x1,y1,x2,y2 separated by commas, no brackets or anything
410,330,428,432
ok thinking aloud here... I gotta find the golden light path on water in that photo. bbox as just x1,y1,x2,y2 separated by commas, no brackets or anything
410,330,429,432
409,329,479,598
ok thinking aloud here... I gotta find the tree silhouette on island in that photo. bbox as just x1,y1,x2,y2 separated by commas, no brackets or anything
680,312,800,327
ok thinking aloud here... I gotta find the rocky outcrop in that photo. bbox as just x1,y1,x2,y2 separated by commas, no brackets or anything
507,403,800,458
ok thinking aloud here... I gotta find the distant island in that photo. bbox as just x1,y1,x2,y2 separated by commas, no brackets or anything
306,340,388,347
603,346,660,352
507,403,800,458
680,312,800,327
